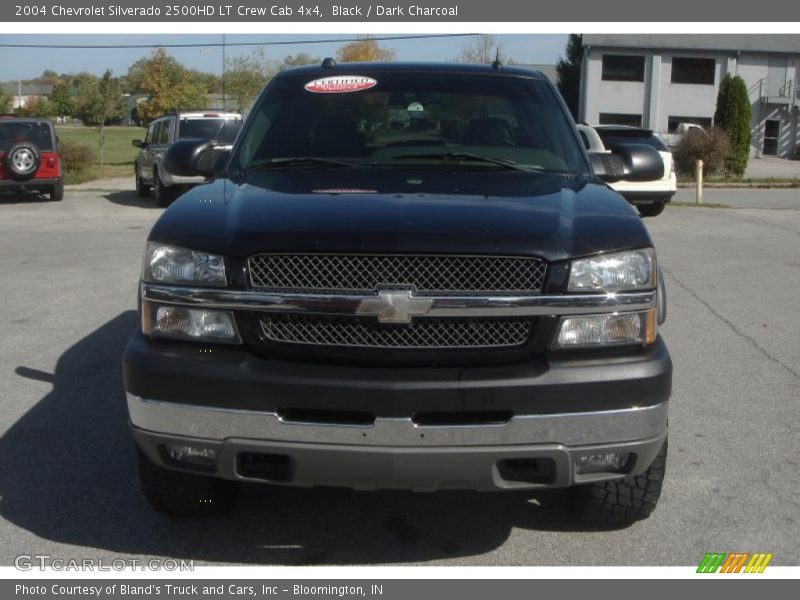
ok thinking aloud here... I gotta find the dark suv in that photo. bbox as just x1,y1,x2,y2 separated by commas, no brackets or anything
124,62,672,525
0,117,63,201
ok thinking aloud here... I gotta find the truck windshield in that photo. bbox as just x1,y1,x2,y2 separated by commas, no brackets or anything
232,71,587,175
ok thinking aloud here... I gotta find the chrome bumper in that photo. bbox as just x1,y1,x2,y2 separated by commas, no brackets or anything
129,394,667,491
128,393,667,447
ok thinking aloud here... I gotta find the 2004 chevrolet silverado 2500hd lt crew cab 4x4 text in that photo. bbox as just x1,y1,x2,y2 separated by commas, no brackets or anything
123,61,672,525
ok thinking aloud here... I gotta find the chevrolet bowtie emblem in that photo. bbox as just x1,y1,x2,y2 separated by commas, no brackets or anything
356,290,434,324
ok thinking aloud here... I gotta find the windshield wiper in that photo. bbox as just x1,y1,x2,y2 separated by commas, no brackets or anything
246,157,358,171
390,152,532,172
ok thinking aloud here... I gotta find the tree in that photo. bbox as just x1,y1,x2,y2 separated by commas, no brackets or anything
714,74,751,177
336,36,395,62
19,96,54,118
124,50,186,94
49,80,75,120
38,69,60,86
280,53,320,70
223,48,277,113
0,87,13,114
135,48,208,123
455,34,513,64
74,70,126,166
556,34,583,120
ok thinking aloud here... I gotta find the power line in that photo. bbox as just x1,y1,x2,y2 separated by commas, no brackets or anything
0,33,477,49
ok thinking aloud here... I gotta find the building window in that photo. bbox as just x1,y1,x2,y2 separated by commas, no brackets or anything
667,116,713,132
601,55,646,82
671,58,716,85
599,113,643,127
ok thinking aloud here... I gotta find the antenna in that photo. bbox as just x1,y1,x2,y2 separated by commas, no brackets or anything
491,47,503,70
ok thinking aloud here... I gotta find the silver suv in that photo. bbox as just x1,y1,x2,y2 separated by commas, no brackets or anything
132,111,242,206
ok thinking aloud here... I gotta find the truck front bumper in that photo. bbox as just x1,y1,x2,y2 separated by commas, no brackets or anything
124,333,671,491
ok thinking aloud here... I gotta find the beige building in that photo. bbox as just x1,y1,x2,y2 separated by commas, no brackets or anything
579,35,800,158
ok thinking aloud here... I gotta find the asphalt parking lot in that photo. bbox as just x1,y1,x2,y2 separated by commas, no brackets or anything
0,188,798,566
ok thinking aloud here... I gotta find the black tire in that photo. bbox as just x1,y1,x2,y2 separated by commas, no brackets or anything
638,200,666,217
50,183,64,202
154,170,175,207
136,445,238,517
569,438,667,526
135,169,150,197
5,143,40,181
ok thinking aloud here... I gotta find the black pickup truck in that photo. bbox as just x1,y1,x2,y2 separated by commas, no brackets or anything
123,61,672,525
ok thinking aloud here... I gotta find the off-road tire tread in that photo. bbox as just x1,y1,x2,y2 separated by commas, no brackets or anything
136,446,237,517
569,439,667,526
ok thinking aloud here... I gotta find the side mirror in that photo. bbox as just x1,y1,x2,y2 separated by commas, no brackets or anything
588,144,664,183
164,139,228,178
132,139,144,148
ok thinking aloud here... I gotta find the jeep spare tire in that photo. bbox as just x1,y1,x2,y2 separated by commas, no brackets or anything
6,143,40,180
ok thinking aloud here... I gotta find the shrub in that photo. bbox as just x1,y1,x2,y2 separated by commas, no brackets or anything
59,141,95,182
674,126,731,179
714,74,751,177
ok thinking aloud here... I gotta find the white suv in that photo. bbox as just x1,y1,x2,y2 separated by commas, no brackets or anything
133,111,242,206
578,124,676,217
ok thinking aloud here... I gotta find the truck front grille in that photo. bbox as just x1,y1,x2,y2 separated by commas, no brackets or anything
248,254,546,296
258,315,533,350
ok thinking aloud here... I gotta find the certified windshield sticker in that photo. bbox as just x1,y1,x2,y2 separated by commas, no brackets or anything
304,76,378,94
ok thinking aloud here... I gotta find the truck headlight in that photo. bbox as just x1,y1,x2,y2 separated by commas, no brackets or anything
142,302,241,344
555,310,656,348
142,242,226,287
568,249,655,292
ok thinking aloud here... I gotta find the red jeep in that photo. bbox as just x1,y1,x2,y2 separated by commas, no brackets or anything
0,117,63,201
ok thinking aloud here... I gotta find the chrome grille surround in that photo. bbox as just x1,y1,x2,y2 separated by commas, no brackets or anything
248,254,546,296
259,315,533,350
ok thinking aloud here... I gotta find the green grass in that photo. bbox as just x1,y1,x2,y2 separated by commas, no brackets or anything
56,125,145,182
669,201,729,209
677,175,800,188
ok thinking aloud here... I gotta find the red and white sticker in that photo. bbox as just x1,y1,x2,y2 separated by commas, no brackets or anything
304,76,378,94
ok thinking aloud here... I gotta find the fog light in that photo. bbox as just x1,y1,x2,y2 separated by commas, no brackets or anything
164,444,217,466
555,309,655,348
142,301,241,343
575,452,630,474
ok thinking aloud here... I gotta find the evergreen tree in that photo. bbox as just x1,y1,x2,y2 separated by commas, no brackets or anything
714,74,751,177
557,34,583,120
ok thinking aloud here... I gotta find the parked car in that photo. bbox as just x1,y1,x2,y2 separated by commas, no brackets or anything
0,116,63,201
578,124,676,217
133,110,242,206
124,61,671,525
658,122,707,150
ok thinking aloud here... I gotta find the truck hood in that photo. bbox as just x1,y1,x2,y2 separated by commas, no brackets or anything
149,168,652,262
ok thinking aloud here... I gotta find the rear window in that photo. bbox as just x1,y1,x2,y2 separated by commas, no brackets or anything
178,118,242,144
0,122,54,153
232,71,587,175
596,129,667,152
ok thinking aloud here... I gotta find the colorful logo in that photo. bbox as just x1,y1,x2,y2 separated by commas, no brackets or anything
697,552,773,573
304,76,378,94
